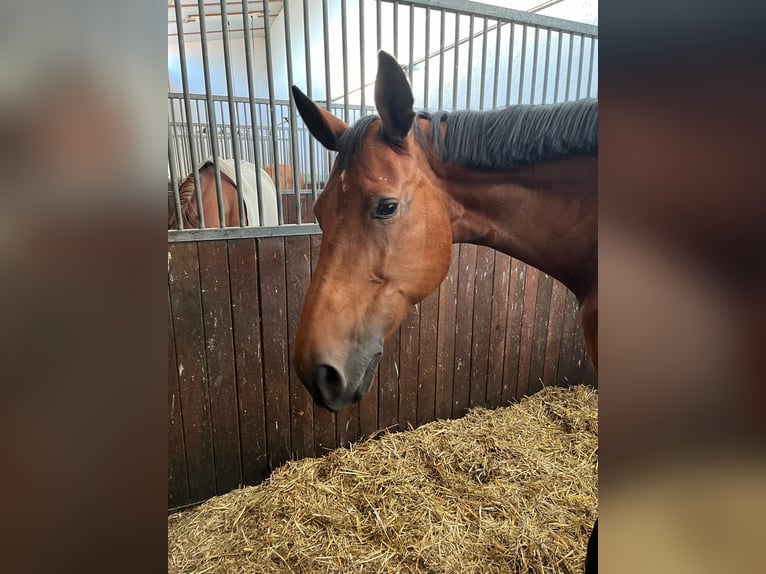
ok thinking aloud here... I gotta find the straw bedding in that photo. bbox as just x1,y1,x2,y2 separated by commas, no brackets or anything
168,386,598,573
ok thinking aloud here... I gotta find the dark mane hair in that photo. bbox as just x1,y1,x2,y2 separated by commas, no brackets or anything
427,99,598,171
168,166,205,229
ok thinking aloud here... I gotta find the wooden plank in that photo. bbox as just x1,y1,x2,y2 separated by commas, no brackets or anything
469,246,495,408
528,271,553,395
359,369,380,438
416,287,439,426
310,235,337,453
257,237,292,470
486,251,511,407
168,242,216,502
398,304,420,430
198,240,241,495
168,283,189,508
378,324,401,431
336,401,360,449
228,238,269,486
515,266,540,398
452,244,478,418
556,289,581,387
501,259,526,403
285,235,314,460
542,279,568,386
435,245,460,419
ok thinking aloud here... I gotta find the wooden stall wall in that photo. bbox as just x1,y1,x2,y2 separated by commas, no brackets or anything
168,236,597,509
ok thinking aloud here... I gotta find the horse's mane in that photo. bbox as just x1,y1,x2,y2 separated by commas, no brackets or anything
335,99,597,173
426,99,598,171
168,168,202,229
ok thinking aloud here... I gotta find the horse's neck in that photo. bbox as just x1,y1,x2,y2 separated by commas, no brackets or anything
440,156,597,299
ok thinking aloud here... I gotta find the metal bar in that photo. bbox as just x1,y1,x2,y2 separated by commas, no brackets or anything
173,0,204,228
452,12,459,110
168,123,184,231
542,27,551,103
393,1,399,59
197,0,226,227
168,97,183,179
384,0,597,37
479,17,487,110
505,23,514,106
360,0,366,114
221,0,246,226
282,0,303,224
466,15,474,108
303,0,318,206
518,24,527,103
322,0,333,171
587,37,596,97
530,26,538,103
242,5,267,226
492,19,501,108
377,0,382,52
262,0,284,224
342,0,350,124
169,224,323,243
576,34,585,99
438,9,445,110
408,4,414,86
554,29,562,102
565,31,574,101
424,5,430,110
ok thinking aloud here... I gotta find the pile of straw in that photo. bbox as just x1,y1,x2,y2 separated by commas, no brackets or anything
169,386,598,573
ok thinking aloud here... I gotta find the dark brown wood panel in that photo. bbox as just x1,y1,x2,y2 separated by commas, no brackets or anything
168,285,189,508
227,238,269,486
257,237,292,470
398,305,420,430
284,235,314,460
501,259,526,403
309,235,337,453
469,246,495,408
486,252,511,407
543,280,568,386
198,241,242,494
378,324,401,431
515,266,540,398
556,289,581,387
452,244,478,418
168,242,216,502
416,288,439,426
528,272,554,395
359,370,380,438
435,245,460,420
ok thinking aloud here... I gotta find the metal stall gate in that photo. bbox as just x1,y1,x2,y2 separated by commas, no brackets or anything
168,0,597,509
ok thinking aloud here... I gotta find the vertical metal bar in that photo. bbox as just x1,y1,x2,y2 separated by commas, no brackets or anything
322,0,333,172
452,12,460,110
393,1,399,60
282,0,303,224
466,15,474,108
438,9,445,111
492,20,501,109
479,17,487,110
565,32,574,101
542,28,551,103
587,37,596,97
169,96,182,178
505,23,515,106
376,0,381,52
221,0,245,226
242,6,267,226
519,24,527,103
197,0,226,227
554,30,562,103
173,0,204,228
262,0,284,224
576,34,586,99
341,0,350,125
530,26,539,104
423,5,430,110
408,4,414,86
303,0,318,206
168,123,184,231
360,0,366,115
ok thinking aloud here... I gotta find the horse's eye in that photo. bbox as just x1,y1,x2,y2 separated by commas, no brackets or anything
374,201,398,220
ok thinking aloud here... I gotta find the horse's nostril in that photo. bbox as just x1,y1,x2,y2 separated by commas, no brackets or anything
315,364,344,399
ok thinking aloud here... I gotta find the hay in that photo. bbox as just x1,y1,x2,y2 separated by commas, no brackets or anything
169,386,598,574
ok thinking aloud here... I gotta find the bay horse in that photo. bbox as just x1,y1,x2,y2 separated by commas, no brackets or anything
292,51,597,572
263,163,306,191
168,159,279,229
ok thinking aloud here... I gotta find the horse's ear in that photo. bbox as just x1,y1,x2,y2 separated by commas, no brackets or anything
292,86,348,151
374,50,415,143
